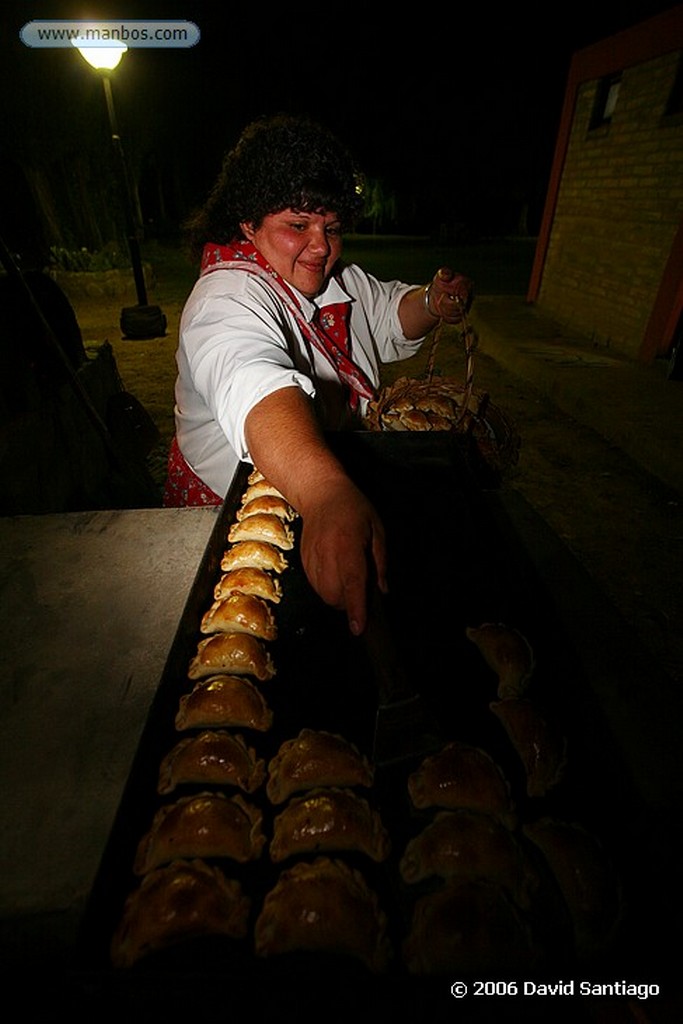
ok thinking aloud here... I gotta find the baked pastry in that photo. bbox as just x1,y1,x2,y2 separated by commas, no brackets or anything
221,540,288,574
157,731,267,795
466,622,535,699
247,467,265,485
270,788,391,863
228,513,294,550
399,809,540,909
110,860,250,968
241,479,285,503
214,567,282,604
490,698,567,798
403,880,541,976
254,857,392,973
383,407,432,431
175,675,274,732
236,494,298,522
200,592,277,641
266,729,374,804
407,741,516,828
188,632,276,682
522,817,622,960
134,792,266,874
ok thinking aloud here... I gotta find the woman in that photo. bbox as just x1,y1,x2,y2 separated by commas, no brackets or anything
165,114,472,635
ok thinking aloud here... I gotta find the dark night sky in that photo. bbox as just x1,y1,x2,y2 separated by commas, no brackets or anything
1,0,680,238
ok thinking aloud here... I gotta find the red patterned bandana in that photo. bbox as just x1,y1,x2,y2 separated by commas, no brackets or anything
200,240,376,409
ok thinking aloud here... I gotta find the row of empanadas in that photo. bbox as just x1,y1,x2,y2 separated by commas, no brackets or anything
266,729,375,805
465,623,568,798
201,474,287,694
112,469,290,970
158,730,266,795
134,791,266,875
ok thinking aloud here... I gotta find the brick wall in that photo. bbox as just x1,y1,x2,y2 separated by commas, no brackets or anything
538,51,683,359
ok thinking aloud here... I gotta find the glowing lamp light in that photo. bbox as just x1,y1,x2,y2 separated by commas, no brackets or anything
72,38,127,71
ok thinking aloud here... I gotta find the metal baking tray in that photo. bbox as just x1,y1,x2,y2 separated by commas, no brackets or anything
73,431,680,1014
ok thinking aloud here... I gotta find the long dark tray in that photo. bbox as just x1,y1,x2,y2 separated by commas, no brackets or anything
72,431,681,1013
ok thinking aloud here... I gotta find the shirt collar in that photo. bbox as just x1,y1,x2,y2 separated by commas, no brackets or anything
295,274,354,323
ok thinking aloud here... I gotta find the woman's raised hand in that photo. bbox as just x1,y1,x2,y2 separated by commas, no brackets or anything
425,267,474,322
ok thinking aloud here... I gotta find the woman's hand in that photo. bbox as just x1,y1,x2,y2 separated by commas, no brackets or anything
399,267,474,338
298,477,387,636
425,267,474,323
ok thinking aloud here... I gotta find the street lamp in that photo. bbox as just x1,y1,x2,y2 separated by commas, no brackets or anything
73,40,166,340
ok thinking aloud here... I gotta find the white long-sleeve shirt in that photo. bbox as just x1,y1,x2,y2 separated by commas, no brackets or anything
174,261,423,497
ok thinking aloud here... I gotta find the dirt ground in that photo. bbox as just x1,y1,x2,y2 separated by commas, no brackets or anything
68,250,683,687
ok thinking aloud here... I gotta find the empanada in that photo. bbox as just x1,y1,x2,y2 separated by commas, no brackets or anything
157,731,267,795
134,792,265,874
490,698,567,798
175,675,274,732
221,540,288,574
466,622,535,699
110,860,250,968
188,632,276,682
270,788,391,863
266,729,374,804
241,479,284,503
214,567,282,604
228,513,294,550
399,809,540,909
236,494,298,522
200,592,277,640
254,857,392,973
407,741,516,828
522,818,622,960
403,880,541,976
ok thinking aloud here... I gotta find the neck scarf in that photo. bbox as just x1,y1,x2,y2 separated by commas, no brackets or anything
200,240,376,409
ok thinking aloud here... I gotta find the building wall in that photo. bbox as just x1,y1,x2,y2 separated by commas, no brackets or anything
538,49,683,359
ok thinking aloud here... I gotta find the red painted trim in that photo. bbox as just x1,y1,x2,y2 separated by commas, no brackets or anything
640,217,683,362
527,5,683,308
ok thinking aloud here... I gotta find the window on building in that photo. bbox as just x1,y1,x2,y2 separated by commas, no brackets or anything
589,73,622,130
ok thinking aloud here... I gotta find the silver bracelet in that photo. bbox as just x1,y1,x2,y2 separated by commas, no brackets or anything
423,282,439,319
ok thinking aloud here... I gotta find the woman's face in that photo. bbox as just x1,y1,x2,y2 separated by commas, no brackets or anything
240,208,342,298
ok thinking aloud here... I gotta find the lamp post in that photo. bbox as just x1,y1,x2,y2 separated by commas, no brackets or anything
73,41,166,339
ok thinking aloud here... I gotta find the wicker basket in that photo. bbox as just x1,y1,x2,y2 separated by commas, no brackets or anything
363,315,520,479
364,375,519,478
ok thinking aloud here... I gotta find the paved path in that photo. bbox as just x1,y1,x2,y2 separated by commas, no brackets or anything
471,296,683,497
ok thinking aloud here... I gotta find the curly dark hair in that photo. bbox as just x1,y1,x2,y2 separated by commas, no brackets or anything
186,114,363,258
